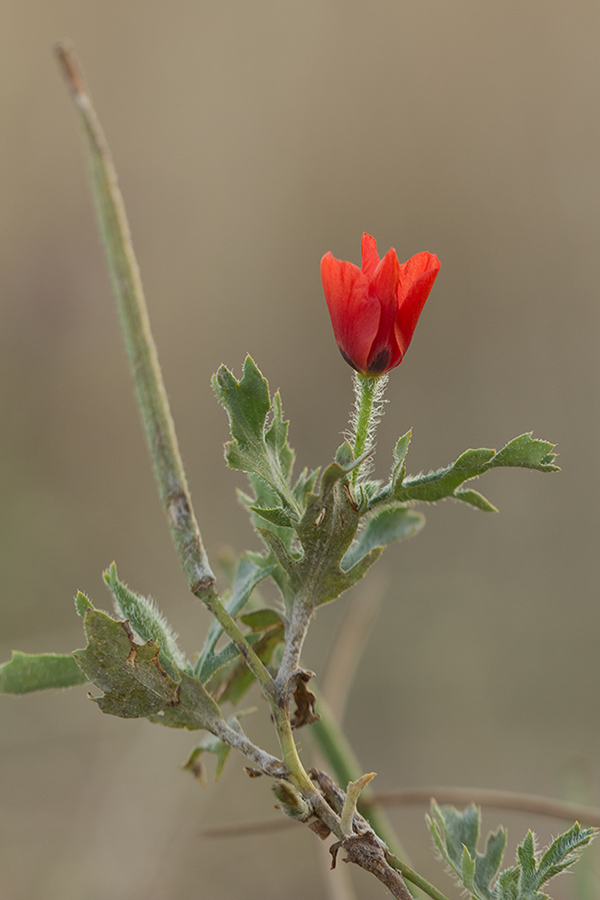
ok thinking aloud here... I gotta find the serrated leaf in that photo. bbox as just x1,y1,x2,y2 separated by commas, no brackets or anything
73,608,221,729
341,506,424,571
536,822,597,885
428,803,506,900
491,434,559,472
0,651,88,694
428,803,596,900
373,433,558,513
516,831,538,895
212,356,298,515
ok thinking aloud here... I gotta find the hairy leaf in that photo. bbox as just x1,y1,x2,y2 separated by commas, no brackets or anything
103,562,186,679
428,803,596,900
0,651,88,694
212,356,298,516
373,433,558,513
342,505,424,571
73,607,221,729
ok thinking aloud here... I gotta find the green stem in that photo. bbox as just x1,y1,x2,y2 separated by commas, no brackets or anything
386,856,452,900
271,703,344,837
351,372,388,485
56,44,275,698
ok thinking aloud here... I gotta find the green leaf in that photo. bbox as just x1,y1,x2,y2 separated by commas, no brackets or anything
490,434,559,472
239,608,283,631
195,556,276,679
73,607,221,729
274,455,380,608
536,822,597,885
248,505,296,528
212,356,298,515
374,433,558,513
390,429,412,490
0,651,88,694
103,562,186,680
341,506,424,571
428,803,506,900
428,803,596,900
75,591,93,617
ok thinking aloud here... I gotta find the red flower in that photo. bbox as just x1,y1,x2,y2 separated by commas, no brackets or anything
321,233,440,376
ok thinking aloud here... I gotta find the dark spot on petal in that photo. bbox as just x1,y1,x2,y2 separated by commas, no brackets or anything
339,347,361,373
366,347,392,375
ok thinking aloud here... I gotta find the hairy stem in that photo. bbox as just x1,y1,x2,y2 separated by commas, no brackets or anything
274,598,313,697
56,43,275,698
350,373,388,484
209,718,287,778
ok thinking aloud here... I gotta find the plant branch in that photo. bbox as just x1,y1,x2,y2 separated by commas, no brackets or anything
55,43,276,699
209,718,288,778
274,598,313,698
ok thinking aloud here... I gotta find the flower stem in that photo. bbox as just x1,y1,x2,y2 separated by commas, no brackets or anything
351,372,388,484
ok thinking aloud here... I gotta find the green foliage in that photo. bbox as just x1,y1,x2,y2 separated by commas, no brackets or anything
208,612,284,705
258,448,383,608
214,359,560,618
103,562,187,680
0,651,88,694
73,604,221,729
212,356,299,518
372,433,559,513
195,556,275,680
342,505,424,571
428,802,596,900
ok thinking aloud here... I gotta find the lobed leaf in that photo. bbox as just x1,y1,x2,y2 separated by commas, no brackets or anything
373,433,558,513
212,356,298,516
428,802,596,900
73,606,221,729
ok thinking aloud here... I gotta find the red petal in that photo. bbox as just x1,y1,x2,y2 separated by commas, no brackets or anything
395,252,441,355
321,252,380,373
360,233,380,279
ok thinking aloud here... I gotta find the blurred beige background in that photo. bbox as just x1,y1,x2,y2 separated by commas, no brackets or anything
1,1,599,898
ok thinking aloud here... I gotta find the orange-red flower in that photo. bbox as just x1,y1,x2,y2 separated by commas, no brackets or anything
321,233,440,376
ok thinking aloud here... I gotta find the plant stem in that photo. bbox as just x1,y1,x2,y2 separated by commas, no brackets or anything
55,44,275,698
385,856,451,900
210,718,287,778
271,703,344,837
351,373,388,485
